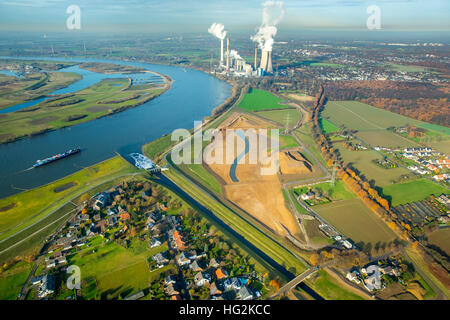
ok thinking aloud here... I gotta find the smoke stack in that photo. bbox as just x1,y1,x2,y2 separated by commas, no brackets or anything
226,37,230,69
254,47,258,70
220,39,224,65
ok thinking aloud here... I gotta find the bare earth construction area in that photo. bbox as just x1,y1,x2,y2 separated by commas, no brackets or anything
205,113,302,238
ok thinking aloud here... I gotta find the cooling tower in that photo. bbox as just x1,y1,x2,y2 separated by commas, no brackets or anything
259,50,273,73
267,51,273,73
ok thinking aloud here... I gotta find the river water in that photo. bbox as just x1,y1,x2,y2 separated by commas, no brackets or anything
0,57,231,198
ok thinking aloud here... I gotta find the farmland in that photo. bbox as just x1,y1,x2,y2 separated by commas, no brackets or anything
428,229,450,256
238,88,290,112
323,101,450,144
380,179,449,207
334,146,411,186
256,108,302,129
314,198,398,245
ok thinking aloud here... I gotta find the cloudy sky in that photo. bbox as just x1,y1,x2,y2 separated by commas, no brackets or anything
0,0,449,32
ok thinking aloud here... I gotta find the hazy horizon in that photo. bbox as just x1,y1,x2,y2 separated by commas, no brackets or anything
0,0,449,33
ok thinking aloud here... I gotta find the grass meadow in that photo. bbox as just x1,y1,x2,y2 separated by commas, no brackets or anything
314,198,398,245
238,89,290,112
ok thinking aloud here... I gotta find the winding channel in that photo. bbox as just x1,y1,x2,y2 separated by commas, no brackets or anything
229,129,250,183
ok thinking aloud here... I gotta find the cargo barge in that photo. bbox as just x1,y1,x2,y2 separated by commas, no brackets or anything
33,148,81,168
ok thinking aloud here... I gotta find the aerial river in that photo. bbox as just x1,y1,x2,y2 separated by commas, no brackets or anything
0,57,231,198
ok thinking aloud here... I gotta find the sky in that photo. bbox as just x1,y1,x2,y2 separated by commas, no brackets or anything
0,0,449,33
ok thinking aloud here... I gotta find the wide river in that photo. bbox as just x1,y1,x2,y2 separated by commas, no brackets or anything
0,57,232,199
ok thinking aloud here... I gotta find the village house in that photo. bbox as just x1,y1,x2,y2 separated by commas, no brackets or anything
194,272,211,287
107,208,117,216
150,238,162,248
176,252,191,266
37,274,56,298
301,191,315,201
363,265,382,291
165,283,180,296
210,282,222,296
152,252,169,267
107,215,118,226
165,275,177,286
209,258,220,268
190,260,204,272
238,286,254,300
215,268,228,280
346,270,361,284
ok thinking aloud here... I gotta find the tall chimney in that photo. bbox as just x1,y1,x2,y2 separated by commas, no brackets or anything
226,37,230,69
254,47,258,70
220,39,224,65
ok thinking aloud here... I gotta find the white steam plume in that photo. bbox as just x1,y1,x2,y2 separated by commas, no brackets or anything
251,1,285,52
228,49,242,60
208,22,227,40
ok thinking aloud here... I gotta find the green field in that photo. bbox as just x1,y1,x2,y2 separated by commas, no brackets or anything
296,181,356,201
323,101,450,136
279,135,300,149
0,156,137,242
67,237,169,299
314,198,398,245
310,62,345,68
305,270,365,300
238,89,290,112
255,109,301,128
0,260,32,300
319,118,340,134
355,130,419,148
381,179,450,207
335,146,410,186
388,64,429,73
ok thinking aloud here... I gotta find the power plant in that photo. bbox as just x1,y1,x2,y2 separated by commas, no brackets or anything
259,50,273,73
210,35,276,77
